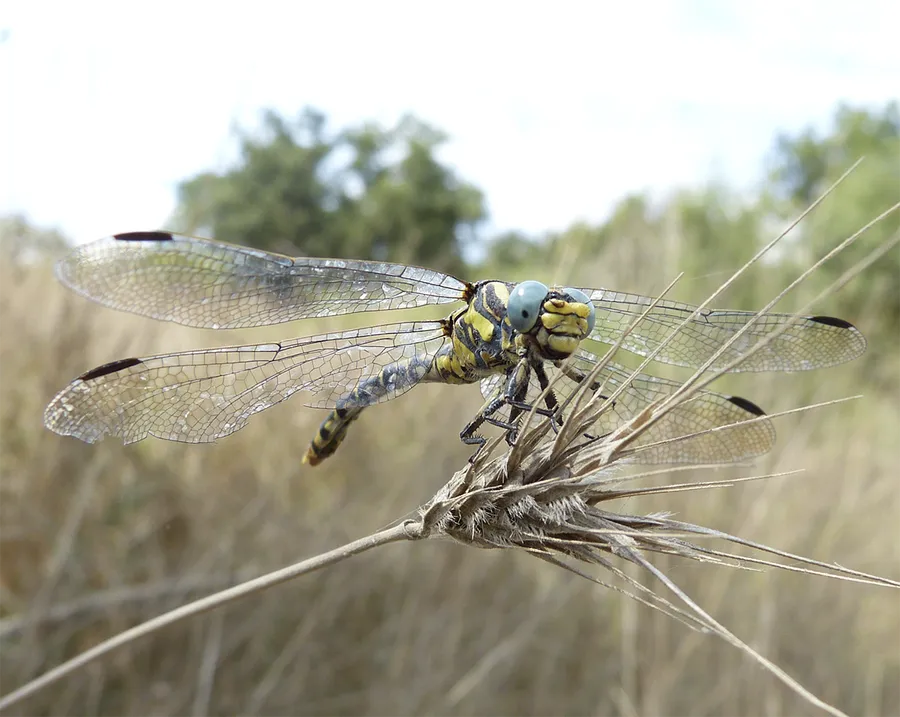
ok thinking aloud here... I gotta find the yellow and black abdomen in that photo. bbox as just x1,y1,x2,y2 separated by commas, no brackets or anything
303,355,434,466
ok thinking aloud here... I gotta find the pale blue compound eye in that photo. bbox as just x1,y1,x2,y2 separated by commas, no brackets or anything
508,280,548,332
565,287,596,333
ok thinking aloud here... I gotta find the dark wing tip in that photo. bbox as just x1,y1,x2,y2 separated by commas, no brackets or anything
113,231,175,242
727,395,766,417
79,357,143,381
809,315,855,330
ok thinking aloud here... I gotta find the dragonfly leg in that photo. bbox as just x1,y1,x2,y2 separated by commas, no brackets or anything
460,408,499,464
460,395,507,461
479,360,560,443
497,363,565,435
530,362,565,432
460,358,532,454
460,393,515,457
496,359,532,446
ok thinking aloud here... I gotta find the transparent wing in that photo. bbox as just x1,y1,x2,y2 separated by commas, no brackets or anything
582,288,866,372
479,357,776,465
479,373,506,401
56,232,469,329
567,353,776,464
44,322,448,445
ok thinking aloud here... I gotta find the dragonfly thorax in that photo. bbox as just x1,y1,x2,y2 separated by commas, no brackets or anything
439,280,596,383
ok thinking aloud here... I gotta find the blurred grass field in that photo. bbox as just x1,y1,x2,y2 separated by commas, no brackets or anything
1,232,898,716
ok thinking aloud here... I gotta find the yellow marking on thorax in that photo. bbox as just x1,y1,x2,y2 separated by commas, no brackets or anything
464,303,495,343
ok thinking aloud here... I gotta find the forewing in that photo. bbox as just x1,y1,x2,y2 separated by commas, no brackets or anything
582,288,866,372
56,232,468,329
44,321,448,445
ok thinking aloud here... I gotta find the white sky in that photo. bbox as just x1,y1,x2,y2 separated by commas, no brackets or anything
1,1,898,245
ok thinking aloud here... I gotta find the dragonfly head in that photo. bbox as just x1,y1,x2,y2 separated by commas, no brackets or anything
508,281,596,359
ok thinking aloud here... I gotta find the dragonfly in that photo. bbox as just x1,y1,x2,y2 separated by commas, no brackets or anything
44,231,867,467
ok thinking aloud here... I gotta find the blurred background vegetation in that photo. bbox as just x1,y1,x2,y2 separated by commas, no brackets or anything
1,102,898,716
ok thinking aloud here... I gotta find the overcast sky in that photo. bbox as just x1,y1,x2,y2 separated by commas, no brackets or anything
2,1,898,245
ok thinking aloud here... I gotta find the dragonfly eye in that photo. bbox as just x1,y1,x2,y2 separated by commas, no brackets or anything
508,280,548,332
564,287,596,333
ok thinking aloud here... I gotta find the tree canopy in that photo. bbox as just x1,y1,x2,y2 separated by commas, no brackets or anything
171,108,485,276
766,102,899,341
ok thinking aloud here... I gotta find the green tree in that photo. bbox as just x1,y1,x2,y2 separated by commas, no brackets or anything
480,230,545,277
765,102,900,345
664,186,766,307
544,194,669,293
172,109,486,275
770,103,899,207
